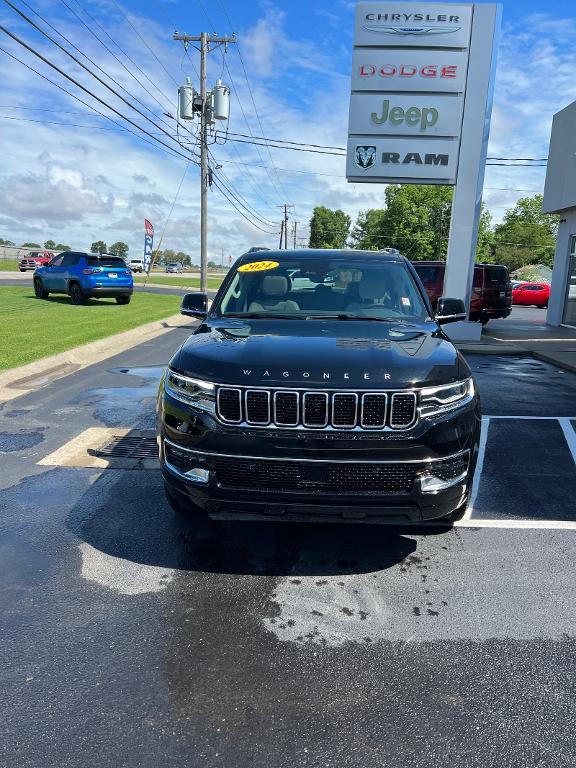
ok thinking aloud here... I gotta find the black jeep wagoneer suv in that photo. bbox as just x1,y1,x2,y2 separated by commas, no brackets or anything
157,249,481,524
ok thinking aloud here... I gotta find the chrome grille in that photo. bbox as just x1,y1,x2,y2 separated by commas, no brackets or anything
216,386,418,431
390,393,418,428
361,394,387,428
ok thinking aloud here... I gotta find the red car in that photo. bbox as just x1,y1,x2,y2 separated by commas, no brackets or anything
512,282,550,307
18,250,55,272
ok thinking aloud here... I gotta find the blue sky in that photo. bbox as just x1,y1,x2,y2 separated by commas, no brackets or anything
1,0,575,259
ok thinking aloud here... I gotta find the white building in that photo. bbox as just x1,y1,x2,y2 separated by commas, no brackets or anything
542,99,576,328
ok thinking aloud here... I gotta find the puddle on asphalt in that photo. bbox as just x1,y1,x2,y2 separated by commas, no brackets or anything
73,367,165,427
0,431,45,452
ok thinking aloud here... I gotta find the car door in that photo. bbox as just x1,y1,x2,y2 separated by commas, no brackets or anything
60,252,81,291
42,255,65,290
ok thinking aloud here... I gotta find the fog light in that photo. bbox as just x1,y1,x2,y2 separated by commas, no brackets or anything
184,467,209,484
421,473,467,493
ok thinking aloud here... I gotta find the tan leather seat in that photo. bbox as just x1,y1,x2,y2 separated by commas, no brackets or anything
248,275,300,313
346,274,394,312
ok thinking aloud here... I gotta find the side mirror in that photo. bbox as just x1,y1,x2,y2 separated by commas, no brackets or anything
180,292,208,319
436,297,467,325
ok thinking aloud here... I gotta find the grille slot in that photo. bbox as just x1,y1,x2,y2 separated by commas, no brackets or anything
303,392,329,428
245,390,270,425
217,388,241,423
390,393,417,428
274,391,299,426
361,394,387,428
332,393,358,428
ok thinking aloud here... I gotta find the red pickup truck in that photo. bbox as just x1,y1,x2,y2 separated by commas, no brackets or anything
412,261,512,325
18,250,55,272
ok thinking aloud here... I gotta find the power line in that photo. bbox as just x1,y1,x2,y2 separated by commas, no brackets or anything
1,0,186,150
59,0,174,118
212,0,293,207
0,26,198,163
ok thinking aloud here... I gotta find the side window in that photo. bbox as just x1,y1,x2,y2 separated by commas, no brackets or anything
61,253,79,267
414,266,440,284
472,268,483,288
48,255,64,267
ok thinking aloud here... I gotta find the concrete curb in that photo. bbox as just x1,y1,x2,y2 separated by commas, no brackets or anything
0,312,193,403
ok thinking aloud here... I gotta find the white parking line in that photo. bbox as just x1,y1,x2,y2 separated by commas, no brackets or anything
558,418,576,467
462,415,490,521
454,518,576,530
485,415,576,420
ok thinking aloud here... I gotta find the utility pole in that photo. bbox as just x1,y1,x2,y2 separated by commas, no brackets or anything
174,32,235,292
277,204,294,249
279,220,285,250
293,221,297,249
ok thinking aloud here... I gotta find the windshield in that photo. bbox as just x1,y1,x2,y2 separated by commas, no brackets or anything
217,258,428,321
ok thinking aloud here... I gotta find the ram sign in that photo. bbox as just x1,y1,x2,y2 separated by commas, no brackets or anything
346,2,496,186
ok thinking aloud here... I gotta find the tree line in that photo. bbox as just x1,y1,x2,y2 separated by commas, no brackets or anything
308,186,558,272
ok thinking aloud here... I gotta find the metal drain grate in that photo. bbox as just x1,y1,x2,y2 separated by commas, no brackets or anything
94,434,159,459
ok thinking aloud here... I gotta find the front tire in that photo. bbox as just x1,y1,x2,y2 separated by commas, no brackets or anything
69,282,86,305
19,268,26,272
33,278,49,299
115,295,131,305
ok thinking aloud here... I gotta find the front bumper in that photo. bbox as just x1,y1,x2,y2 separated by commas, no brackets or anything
158,392,481,524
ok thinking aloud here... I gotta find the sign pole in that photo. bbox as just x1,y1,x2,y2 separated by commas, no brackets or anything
443,3,501,340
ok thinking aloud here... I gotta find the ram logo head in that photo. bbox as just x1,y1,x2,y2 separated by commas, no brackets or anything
355,145,376,169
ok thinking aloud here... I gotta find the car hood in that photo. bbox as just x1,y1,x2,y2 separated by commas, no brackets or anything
171,318,468,389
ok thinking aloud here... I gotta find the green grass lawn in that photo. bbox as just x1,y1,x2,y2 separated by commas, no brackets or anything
0,287,182,370
0,260,20,271
135,275,224,290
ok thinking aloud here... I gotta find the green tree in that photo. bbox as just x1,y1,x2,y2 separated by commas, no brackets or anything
176,251,191,267
492,194,558,271
349,209,389,250
44,239,57,249
0,238,15,246
21,242,41,248
90,240,108,254
109,241,129,259
55,243,71,251
308,206,351,249
350,185,492,261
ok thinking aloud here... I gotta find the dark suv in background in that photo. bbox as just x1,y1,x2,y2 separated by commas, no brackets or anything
157,249,481,525
412,261,512,325
33,251,133,305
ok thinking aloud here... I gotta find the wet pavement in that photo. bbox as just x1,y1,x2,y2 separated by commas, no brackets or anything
1,330,575,768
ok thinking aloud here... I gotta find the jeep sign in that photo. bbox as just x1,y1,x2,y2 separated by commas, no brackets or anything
348,93,464,137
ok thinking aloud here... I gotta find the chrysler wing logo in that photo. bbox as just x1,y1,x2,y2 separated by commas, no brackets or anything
355,145,376,169
363,24,461,35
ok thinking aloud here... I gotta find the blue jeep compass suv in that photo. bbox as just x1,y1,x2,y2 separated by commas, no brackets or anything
33,251,134,305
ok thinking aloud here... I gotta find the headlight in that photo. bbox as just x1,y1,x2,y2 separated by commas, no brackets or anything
419,378,474,418
164,371,215,413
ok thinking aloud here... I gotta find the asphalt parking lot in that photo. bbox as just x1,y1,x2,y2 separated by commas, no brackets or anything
1,326,575,768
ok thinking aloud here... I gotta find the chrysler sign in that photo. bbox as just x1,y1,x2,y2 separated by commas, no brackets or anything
355,3,472,47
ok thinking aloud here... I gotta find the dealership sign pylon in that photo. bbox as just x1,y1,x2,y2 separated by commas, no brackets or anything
347,3,500,338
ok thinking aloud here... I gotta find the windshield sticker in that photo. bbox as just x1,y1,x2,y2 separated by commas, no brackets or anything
401,297,411,307
238,260,280,273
